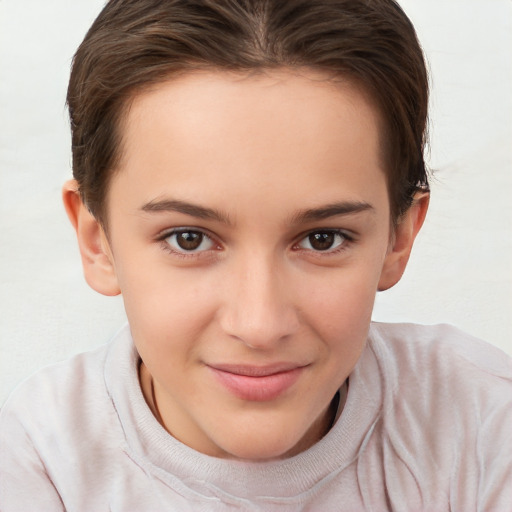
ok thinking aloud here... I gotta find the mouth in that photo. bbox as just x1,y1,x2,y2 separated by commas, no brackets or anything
207,363,306,402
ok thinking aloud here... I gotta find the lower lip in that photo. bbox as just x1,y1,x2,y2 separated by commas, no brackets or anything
209,367,304,402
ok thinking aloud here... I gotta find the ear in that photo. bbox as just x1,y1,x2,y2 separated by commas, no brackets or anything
378,192,429,291
62,179,121,296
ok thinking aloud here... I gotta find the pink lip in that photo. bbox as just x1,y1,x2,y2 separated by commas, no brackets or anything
208,363,305,402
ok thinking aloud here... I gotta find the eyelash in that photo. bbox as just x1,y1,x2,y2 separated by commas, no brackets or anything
157,228,219,259
156,227,354,258
292,229,354,255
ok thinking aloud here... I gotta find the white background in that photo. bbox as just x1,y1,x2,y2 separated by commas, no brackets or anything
1,0,511,404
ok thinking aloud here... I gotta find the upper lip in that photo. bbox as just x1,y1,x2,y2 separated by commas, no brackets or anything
207,363,306,377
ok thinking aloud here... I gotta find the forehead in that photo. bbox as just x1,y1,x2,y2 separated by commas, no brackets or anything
109,69,388,220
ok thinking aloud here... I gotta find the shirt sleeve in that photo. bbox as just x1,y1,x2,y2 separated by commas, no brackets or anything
0,404,66,512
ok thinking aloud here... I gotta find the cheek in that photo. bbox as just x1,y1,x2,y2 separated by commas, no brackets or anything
116,260,220,358
297,263,382,351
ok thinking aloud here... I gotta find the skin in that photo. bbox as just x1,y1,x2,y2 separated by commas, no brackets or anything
63,69,428,461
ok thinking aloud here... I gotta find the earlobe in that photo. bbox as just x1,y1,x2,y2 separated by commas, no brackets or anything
378,192,429,291
62,179,121,297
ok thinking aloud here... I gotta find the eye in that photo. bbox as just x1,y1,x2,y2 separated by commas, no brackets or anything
164,229,215,253
296,230,348,252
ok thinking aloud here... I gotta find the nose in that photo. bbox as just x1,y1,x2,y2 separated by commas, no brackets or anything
218,253,300,350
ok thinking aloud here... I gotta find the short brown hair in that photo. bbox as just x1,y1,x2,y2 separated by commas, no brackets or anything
67,0,429,224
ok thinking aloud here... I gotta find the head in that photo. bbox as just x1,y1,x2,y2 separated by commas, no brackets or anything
63,0,429,460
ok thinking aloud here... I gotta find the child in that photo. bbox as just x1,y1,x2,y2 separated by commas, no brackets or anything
1,0,510,510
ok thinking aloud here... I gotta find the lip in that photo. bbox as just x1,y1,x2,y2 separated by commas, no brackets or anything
207,363,306,402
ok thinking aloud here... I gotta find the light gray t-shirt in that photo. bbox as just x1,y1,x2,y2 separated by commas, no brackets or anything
1,322,511,511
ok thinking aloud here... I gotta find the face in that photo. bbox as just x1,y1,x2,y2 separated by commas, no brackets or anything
75,69,419,460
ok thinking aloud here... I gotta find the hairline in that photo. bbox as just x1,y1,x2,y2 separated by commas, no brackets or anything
94,64,395,233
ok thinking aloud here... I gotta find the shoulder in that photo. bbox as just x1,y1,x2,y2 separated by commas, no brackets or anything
367,321,512,420
1,341,109,424
366,321,512,446
0,326,136,504
0,325,134,449
368,321,512,382
0,325,145,509
364,323,512,507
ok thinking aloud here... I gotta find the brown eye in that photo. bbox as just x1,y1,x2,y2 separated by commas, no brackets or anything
164,230,214,253
297,230,346,252
309,232,335,251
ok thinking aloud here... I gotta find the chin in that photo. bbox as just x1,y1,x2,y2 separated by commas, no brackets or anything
213,425,306,461
206,403,329,461
224,441,295,462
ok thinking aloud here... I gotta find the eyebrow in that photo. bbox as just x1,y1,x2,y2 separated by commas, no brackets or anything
141,198,232,225
141,197,374,226
290,201,375,223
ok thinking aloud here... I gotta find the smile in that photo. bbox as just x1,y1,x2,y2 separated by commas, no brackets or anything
207,363,306,402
